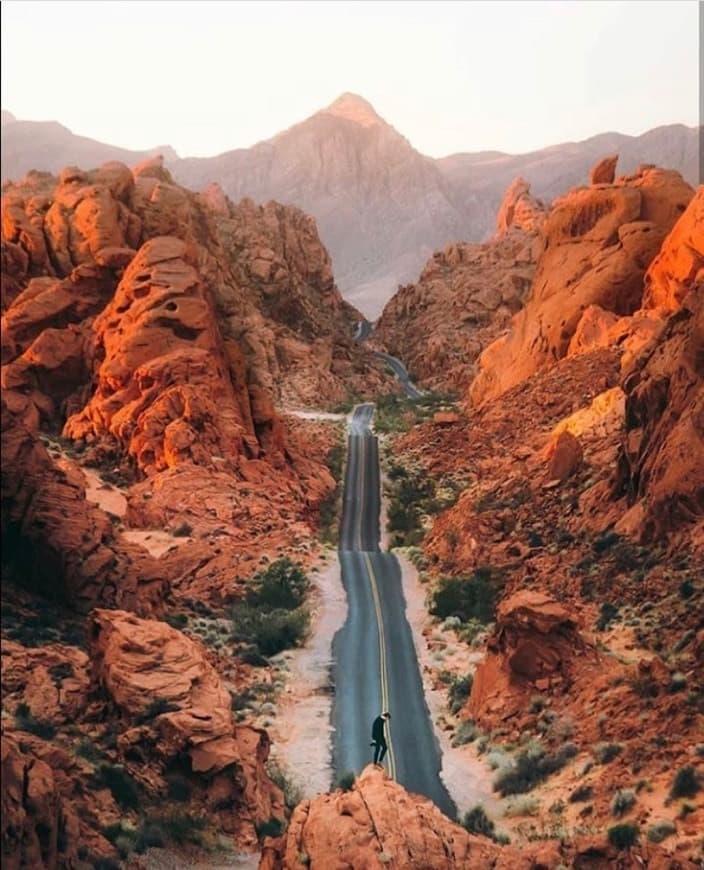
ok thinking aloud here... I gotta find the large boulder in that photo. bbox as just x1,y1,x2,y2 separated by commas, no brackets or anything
469,591,595,728
259,765,501,870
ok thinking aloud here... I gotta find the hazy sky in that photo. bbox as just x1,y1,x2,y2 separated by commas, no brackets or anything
1,0,699,158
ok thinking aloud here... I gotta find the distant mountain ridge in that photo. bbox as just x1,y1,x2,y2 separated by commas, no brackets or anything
2,99,699,317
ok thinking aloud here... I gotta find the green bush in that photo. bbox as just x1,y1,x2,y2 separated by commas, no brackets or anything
610,788,636,817
593,742,623,764
670,766,700,799
607,823,639,850
448,674,473,714
596,602,619,631
247,558,309,610
452,721,478,747
255,816,284,840
647,819,676,843
165,772,193,802
231,605,309,657
15,703,56,740
493,742,572,796
93,764,140,809
135,697,179,725
430,568,498,624
568,784,592,803
75,738,102,764
162,612,188,629
462,804,496,840
336,770,356,791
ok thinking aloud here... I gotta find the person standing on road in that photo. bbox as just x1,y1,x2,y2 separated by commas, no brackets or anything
371,711,391,765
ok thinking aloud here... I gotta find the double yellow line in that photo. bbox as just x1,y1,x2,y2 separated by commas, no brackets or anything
365,552,397,780
352,407,396,779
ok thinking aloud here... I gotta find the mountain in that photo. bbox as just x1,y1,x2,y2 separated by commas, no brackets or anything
171,100,699,317
0,115,178,181
171,93,471,318
2,98,699,317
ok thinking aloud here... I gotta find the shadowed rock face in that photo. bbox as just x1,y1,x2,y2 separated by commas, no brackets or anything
615,286,704,541
469,167,694,406
375,178,545,392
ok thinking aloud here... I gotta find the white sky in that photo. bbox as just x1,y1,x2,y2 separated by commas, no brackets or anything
1,0,700,159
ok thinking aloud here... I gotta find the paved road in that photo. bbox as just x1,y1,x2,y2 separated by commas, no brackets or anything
332,403,455,818
355,319,423,399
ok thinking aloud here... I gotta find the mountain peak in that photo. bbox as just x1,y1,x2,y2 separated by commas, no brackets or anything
322,93,384,128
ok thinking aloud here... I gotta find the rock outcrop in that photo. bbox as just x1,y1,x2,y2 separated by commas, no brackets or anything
589,154,618,185
259,765,501,870
376,228,538,392
469,166,694,405
495,177,547,235
90,609,283,843
614,286,704,540
469,592,595,728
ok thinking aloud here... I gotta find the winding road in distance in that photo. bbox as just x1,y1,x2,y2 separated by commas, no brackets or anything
332,321,455,818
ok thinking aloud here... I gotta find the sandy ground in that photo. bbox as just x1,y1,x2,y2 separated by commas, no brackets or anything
267,551,347,799
283,409,347,421
134,847,259,869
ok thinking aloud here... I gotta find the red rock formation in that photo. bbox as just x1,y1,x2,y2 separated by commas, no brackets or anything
63,236,261,475
614,287,704,540
90,609,283,844
0,395,164,610
470,167,694,405
469,591,596,728
642,186,704,313
589,155,618,185
495,177,547,235
376,231,538,392
260,765,501,870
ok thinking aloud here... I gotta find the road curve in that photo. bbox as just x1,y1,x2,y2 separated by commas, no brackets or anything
355,319,423,399
332,403,455,818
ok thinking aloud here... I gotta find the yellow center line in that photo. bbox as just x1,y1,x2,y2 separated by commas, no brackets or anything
356,430,365,551
365,552,397,780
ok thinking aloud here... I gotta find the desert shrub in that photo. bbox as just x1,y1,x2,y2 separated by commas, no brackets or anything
593,742,623,764
646,819,676,843
462,804,495,839
610,788,636,817
593,531,621,553
231,605,309,657
135,697,179,725
75,738,102,764
165,772,193,802
493,742,572,796
336,770,356,791
607,823,639,850
452,721,478,747
528,694,548,713
255,816,284,840
596,602,619,631
504,795,540,817
430,567,498,624
240,645,269,667
679,580,695,599
267,760,303,809
93,764,140,809
569,785,593,803
670,765,700,799
247,558,309,611
15,703,56,740
448,674,473,714
668,672,687,693
161,612,188,629
631,676,659,698
157,812,207,845
170,521,192,537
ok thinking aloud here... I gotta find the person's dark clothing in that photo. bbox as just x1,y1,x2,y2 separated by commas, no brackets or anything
371,715,388,764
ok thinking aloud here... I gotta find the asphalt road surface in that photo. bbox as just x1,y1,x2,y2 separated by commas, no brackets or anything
332,403,456,818
355,319,423,399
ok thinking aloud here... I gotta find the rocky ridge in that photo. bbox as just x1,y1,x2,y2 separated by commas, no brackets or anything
375,179,546,391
